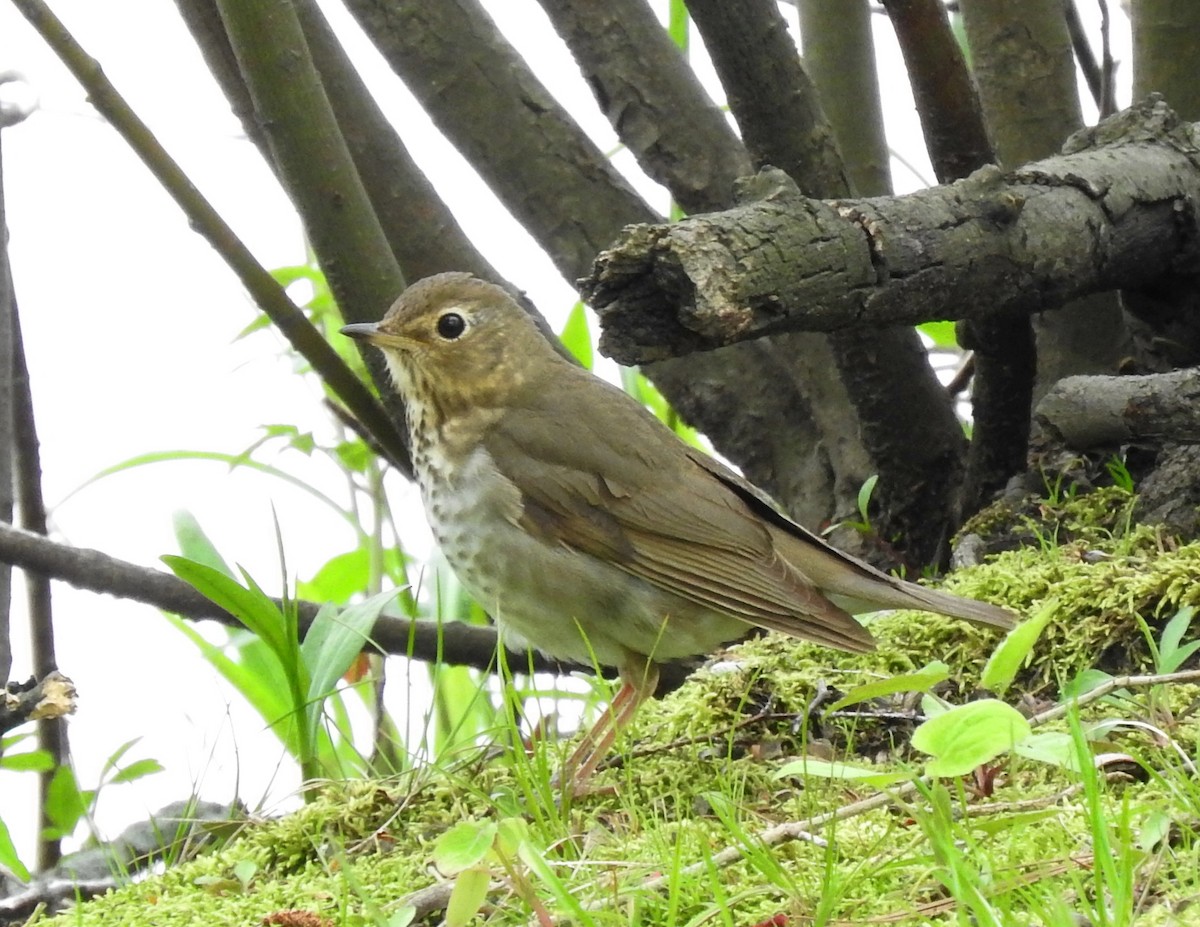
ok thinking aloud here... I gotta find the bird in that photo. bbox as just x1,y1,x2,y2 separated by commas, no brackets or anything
342,272,1017,791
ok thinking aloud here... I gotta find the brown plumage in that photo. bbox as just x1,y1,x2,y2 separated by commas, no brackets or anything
343,272,1016,790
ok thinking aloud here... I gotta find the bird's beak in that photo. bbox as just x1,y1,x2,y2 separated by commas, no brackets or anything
341,321,382,343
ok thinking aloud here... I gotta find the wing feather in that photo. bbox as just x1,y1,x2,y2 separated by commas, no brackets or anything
483,382,875,653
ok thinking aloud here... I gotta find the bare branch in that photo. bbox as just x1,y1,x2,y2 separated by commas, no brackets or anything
585,99,1200,361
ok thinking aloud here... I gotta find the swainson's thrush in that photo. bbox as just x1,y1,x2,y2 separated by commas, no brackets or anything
343,273,1016,788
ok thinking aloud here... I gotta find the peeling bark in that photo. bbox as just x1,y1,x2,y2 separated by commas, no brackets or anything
584,99,1200,364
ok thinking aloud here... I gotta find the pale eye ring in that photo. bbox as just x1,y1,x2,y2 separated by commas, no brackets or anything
436,312,467,340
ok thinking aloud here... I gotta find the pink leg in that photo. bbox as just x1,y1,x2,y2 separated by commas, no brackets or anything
561,659,660,794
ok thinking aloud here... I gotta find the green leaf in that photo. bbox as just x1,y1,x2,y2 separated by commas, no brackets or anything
494,817,530,859
1061,668,1114,701
433,821,498,874
827,661,949,712
172,511,234,578
981,600,1056,694
445,866,491,927
233,858,259,889
774,757,910,787
43,765,88,838
333,439,372,474
385,907,417,927
911,699,1031,777
299,547,407,603
1159,606,1200,673
164,556,291,661
1012,731,1082,771
0,748,55,772
558,302,593,369
108,758,166,786
918,319,959,349
0,818,30,882
98,738,143,781
302,589,398,725
856,474,878,526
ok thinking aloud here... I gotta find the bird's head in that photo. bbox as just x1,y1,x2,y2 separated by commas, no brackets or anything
342,272,561,414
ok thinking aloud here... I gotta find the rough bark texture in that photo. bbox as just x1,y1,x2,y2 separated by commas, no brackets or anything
536,0,877,533
585,100,1200,362
1134,0,1200,121
535,0,752,215
342,0,653,279
959,0,1130,396
1036,368,1200,448
1134,445,1200,538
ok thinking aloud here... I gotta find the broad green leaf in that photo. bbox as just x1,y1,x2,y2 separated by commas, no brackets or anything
1159,606,1200,673
233,858,259,888
299,548,408,604
559,302,593,369
774,757,910,787
433,821,498,874
0,818,29,882
1012,731,1081,771
445,866,491,927
911,698,1031,777
43,765,88,837
0,748,54,772
1061,668,1114,701
333,439,372,474
981,600,1056,694
827,661,949,712
173,511,234,578
385,906,417,927
302,589,398,724
494,817,530,858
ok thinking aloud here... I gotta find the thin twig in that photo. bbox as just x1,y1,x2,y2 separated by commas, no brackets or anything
1026,669,1200,728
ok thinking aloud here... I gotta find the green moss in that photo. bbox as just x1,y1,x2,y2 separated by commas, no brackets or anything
48,488,1200,926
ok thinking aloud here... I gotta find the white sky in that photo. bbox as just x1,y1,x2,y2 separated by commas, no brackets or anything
0,1,1130,866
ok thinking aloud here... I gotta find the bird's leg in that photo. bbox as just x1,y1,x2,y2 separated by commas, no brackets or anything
560,657,660,795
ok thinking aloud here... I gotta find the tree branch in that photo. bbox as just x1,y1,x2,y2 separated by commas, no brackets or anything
0,523,634,682
1036,368,1200,448
585,99,1200,361
535,0,752,216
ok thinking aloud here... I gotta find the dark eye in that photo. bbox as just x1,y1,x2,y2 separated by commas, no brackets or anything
436,312,467,340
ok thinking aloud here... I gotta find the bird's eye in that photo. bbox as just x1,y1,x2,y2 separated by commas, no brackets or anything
436,312,467,340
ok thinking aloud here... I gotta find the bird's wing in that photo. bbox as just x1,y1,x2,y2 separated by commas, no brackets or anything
482,384,875,653
686,450,1015,629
